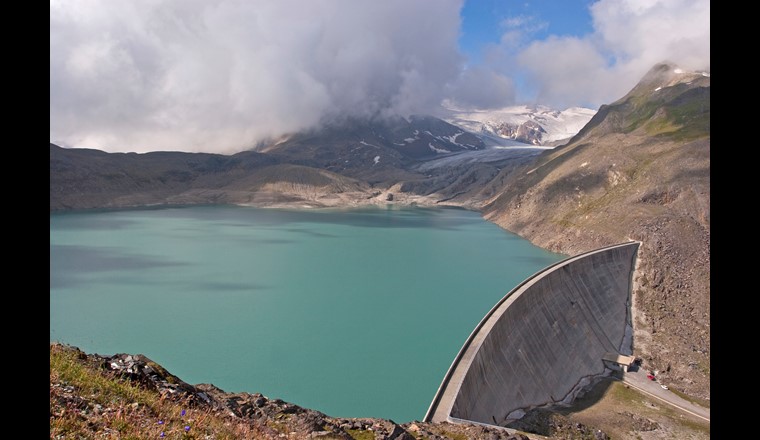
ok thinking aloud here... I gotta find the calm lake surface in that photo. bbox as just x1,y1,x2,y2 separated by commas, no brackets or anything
50,205,564,422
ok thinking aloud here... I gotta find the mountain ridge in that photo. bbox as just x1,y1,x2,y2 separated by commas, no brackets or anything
50,112,545,211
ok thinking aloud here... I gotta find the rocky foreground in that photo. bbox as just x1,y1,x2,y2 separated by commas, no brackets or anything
51,343,617,440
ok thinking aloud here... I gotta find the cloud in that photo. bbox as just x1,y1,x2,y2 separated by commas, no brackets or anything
441,13,549,110
50,0,710,152
50,0,464,153
444,67,516,109
517,36,627,108
501,15,547,34
515,0,710,108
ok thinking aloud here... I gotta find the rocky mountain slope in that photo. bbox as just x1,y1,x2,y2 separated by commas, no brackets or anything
50,114,534,211
50,144,375,210
263,115,486,184
481,63,710,399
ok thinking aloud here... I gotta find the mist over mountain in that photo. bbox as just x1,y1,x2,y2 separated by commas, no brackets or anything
50,0,709,154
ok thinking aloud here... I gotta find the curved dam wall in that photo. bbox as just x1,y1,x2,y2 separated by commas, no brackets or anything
424,241,639,426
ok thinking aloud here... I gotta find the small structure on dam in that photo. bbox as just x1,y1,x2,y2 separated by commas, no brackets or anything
424,241,639,426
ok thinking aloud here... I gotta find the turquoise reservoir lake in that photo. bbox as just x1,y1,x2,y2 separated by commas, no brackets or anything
50,205,564,422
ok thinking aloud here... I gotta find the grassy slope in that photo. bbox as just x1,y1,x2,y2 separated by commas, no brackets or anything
50,344,265,439
558,379,709,439
51,344,545,440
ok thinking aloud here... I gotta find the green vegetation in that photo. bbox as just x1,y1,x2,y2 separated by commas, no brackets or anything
617,85,710,141
438,431,468,440
608,380,641,402
50,344,157,408
669,387,711,409
557,380,709,439
661,88,710,140
50,344,263,439
655,398,710,435
621,97,667,134
346,428,376,440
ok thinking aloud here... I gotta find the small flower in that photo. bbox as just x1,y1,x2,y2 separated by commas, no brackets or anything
181,409,186,416
158,420,164,425
159,432,165,438
184,425,191,432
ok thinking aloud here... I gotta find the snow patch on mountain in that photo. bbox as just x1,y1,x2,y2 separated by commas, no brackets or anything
428,143,450,154
440,103,596,146
359,140,380,148
436,132,468,147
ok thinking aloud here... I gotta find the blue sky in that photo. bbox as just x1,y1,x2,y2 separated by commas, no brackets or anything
455,0,601,107
50,0,710,153
459,0,595,65
449,0,710,109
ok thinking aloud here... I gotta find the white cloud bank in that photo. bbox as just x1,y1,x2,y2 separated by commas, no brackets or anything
50,0,465,152
50,0,710,153
515,0,710,108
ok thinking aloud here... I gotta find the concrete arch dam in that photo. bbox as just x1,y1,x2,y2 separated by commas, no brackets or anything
424,241,639,426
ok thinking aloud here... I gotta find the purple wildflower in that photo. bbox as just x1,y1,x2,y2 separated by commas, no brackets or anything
185,425,191,432
181,409,186,416
159,432,165,438
158,420,164,425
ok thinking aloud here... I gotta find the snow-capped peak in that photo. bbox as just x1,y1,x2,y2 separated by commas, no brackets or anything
440,103,596,146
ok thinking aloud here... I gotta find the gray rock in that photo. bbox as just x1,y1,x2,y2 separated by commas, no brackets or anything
387,423,405,439
594,430,610,440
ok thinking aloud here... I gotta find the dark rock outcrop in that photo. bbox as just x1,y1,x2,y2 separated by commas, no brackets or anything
489,120,547,145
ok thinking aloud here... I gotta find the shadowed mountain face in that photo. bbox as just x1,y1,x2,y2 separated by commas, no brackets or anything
50,144,372,210
50,114,498,211
482,63,710,399
264,115,485,181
